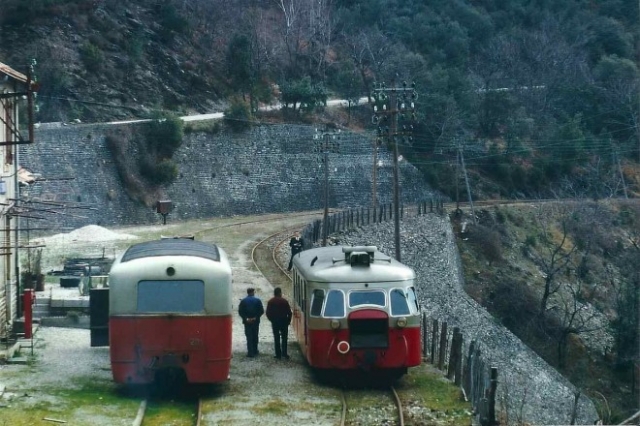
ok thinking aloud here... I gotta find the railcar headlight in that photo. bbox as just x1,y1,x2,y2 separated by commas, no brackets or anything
330,319,341,330
396,317,407,328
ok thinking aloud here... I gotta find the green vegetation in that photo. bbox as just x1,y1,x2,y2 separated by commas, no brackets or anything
253,398,290,416
403,368,471,414
184,120,222,135
2,0,636,199
280,77,328,114
0,377,139,425
224,99,253,132
79,42,103,72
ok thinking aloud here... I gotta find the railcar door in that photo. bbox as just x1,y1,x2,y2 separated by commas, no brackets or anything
302,279,308,346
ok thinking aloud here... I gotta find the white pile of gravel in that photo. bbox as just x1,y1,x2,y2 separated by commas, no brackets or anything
30,225,139,272
36,225,139,245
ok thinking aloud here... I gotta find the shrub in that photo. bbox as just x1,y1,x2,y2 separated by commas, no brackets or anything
80,42,103,72
468,224,503,265
146,114,184,158
140,158,178,186
224,99,252,132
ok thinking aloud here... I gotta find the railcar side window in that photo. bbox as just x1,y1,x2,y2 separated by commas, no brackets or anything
323,290,345,317
390,288,410,316
310,289,325,316
137,280,204,313
349,290,385,307
408,286,420,312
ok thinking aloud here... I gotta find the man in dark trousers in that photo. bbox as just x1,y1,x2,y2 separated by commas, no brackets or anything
287,231,304,271
238,287,264,358
266,287,292,359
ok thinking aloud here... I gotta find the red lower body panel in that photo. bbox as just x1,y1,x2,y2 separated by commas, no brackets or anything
302,327,421,371
109,315,232,384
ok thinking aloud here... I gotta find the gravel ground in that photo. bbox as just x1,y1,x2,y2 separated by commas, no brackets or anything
1,218,343,426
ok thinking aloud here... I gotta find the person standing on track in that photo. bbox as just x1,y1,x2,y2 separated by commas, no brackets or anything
287,231,304,271
266,287,292,360
238,287,264,358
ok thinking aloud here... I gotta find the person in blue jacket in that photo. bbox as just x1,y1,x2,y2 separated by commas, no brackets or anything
238,287,264,357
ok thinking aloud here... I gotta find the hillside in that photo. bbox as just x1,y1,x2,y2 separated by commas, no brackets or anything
453,200,639,422
1,0,638,200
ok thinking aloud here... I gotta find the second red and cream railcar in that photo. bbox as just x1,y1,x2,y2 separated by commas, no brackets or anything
291,245,421,379
108,238,233,385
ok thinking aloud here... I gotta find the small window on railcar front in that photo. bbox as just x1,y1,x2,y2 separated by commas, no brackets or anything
349,290,385,308
137,280,204,313
323,290,345,317
390,288,410,316
408,286,420,312
310,289,325,317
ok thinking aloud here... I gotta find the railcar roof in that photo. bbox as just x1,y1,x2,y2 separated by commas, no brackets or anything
294,246,414,282
121,239,220,262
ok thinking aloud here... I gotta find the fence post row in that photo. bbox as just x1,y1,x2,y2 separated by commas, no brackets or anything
438,321,448,370
431,319,438,364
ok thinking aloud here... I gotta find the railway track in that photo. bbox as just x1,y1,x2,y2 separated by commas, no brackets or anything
132,396,203,426
340,385,405,426
252,230,410,426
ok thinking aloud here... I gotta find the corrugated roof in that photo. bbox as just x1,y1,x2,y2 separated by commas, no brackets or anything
0,61,28,83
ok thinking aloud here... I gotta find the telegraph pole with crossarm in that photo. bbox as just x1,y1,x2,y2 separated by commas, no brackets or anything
371,81,417,261
314,126,341,247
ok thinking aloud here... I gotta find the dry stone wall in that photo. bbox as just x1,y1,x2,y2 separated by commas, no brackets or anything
19,122,433,231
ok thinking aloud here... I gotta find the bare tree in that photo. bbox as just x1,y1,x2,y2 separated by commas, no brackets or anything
348,29,394,100
273,0,301,68
529,210,577,320
552,277,603,368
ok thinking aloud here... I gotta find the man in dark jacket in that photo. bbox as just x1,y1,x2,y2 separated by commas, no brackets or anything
287,231,304,271
266,287,293,359
238,287,264,357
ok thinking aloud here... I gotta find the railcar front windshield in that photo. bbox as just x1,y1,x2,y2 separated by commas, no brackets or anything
389,287,420,316
137,280,204,313
349,290,386,308
324,289,345,317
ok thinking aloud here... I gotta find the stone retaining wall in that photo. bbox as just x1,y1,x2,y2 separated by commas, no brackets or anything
19,122,432,231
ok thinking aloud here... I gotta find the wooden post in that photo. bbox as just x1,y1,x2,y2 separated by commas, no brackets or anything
464,340,476,397
454,330,463,386
569,391,579,425
422,313,427,359
447,327,459,380
489,367,498,426
438,321,448,371
431,319,438,364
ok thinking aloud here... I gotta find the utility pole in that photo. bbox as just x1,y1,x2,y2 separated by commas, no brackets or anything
372,134,379,210
458,144,477,225
314,126,341,247
371,81,418,261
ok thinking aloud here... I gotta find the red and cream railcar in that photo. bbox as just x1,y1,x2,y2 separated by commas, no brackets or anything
108,238,233,385
291,245,421,379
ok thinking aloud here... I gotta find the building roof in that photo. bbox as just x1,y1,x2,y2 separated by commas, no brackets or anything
0,61,28,84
